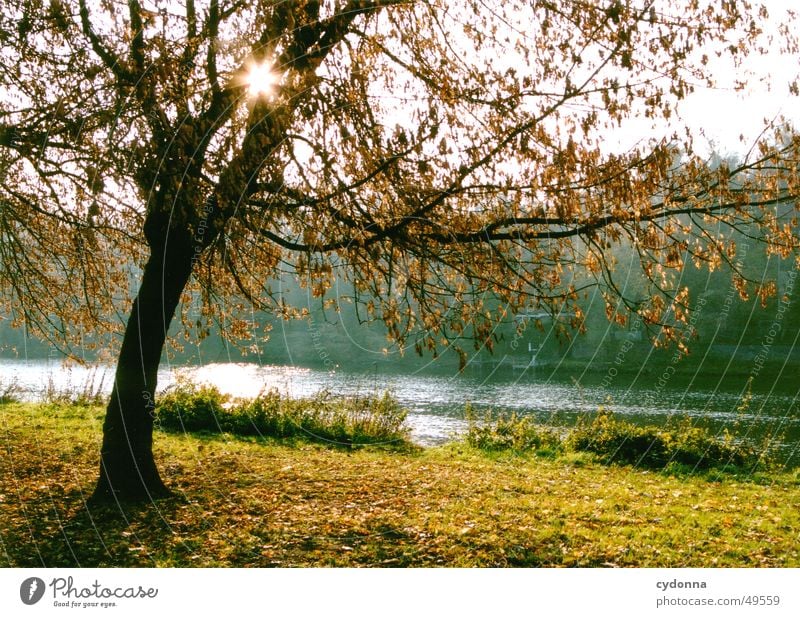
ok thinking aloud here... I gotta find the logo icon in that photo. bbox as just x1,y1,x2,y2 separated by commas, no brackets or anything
20,577,46,605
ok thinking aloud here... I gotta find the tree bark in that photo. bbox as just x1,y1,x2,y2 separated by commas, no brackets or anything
90,228,194,503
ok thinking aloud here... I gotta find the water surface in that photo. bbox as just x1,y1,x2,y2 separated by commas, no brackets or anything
2,359,798,463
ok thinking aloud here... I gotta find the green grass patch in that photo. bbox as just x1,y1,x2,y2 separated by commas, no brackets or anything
155,381,411,448
2,401,800,567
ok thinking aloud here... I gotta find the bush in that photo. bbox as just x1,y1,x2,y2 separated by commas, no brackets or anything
564,410,762,471
463,405,764,472
156,382,229,432
465,406,561,453
155,381,410,447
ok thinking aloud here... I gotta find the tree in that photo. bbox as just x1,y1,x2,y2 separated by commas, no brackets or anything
1,0,799,502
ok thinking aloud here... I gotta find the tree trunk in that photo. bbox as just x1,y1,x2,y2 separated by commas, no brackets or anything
90,229,194,503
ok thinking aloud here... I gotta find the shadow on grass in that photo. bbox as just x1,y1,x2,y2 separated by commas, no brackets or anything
6,490,188,567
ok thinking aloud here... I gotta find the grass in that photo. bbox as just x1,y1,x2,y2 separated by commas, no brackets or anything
40,367,108,407
464,404,562,454
155,380,410,448
2,400,800,567
465,405,766,473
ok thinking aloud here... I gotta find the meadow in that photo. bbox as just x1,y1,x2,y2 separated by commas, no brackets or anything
1,390,798,567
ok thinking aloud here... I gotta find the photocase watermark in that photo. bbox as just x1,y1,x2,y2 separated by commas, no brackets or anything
656,578,707,591
750,269,797,379
597,294,709,406
307,313,336,370
19,577,45,605
18,575,158,609
187,197,216,320
143,388,159,423
651,294,708,396
599,244,751,395
599,314,644,391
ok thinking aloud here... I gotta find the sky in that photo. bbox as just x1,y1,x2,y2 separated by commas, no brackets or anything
652,0,799,157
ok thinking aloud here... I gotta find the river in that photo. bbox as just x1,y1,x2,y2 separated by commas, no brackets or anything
2,358,798,464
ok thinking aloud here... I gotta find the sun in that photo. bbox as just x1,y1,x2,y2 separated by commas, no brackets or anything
245,60,279,99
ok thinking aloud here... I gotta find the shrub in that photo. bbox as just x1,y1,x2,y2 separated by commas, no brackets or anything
463,405,764,472
156,382,229,432
564,409,762,470
155,381,410,447
465,406,561,453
